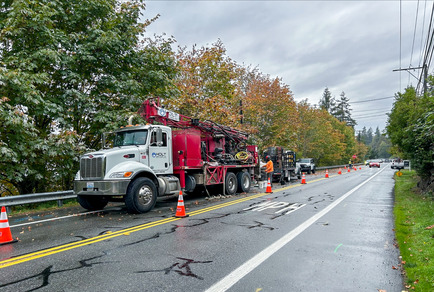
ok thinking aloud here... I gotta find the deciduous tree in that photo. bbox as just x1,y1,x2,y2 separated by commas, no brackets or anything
0,0,177,193
387,84,433,185
169,40,243,127
243,72,299,150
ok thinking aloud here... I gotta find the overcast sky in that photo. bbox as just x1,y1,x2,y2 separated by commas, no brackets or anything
142,0,431,133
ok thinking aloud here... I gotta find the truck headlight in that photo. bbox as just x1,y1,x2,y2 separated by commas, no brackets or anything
109,171,133,178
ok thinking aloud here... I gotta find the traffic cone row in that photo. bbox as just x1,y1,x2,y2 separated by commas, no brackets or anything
178,164,368,217
174,191,189,218
265,177,273,193
1,206,17,245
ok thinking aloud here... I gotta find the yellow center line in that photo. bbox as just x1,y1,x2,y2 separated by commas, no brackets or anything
0,216,180,268
0,172,348,269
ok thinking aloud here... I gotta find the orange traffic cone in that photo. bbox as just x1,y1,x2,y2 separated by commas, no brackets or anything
325,169,329,178
1,206,17,245
301,173,306,184
354,167,357,171
348,167,351,172
359,167,362,170
344,166,347,169
265,177,273,193
338,168,342,175
174,191,189,218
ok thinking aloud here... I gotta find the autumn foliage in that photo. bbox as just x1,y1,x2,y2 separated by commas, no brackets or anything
171,41,360,166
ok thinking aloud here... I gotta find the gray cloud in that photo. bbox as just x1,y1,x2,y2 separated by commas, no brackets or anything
144,0,428,132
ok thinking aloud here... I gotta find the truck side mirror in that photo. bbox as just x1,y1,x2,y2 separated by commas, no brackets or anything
102,132,113,149
156,128,163,146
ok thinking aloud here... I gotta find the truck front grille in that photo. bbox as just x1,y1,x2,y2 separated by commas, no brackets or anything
80,156,105,180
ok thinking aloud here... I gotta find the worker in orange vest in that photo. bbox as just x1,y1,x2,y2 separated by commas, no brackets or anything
265,155,274,181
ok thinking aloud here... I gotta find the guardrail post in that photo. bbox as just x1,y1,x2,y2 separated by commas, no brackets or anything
57,199,63,207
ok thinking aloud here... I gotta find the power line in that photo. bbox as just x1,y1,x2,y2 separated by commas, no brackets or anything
353,111,390,118
352,108,390,114
351,96,394,104
418,0,428,68
353,109,390,116
400,0,402,91
408,0,420,86
354,113,390,119
416,1,434,93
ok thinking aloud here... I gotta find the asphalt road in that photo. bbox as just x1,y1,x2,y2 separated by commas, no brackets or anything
0,165,404,291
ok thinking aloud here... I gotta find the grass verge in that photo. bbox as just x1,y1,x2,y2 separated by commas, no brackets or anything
394,170,433,291
7,199,79,216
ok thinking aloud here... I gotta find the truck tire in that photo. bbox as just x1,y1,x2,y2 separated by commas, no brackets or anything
237,171,251,193
225,172,237,195
312,168,316,174
307,169,311,174
77,195,108,211
125,177,157,214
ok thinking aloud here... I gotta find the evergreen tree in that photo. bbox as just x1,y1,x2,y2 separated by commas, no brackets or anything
366,127,373,145
361,126,368,144
334,91,356,127
319,87,335,113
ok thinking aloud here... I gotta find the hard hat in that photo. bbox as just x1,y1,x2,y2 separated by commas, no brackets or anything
265,155,270,161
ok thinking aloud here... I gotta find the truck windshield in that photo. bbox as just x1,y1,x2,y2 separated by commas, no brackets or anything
113,130,148,147
299,159,311,163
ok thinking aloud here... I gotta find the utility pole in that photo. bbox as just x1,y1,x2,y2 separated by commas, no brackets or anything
393,65,427,95
423,63,428,95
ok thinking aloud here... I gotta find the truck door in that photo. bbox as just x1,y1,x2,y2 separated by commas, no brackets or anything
149,128,172,174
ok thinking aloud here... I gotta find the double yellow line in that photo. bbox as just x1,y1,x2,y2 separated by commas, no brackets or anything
0,178,322,269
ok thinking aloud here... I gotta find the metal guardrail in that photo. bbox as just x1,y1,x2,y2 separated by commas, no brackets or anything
0,191,76,210
0,163,366,210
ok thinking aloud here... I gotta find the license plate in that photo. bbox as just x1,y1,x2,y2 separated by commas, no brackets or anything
86,182,94,190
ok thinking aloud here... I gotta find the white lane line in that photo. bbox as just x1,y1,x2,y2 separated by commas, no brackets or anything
10,210,104,228
205,167,387,292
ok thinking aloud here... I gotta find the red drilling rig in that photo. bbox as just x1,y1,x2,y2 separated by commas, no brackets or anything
139,98,260,195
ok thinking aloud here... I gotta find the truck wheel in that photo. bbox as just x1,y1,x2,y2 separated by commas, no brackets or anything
307,169,311,174
312,168,316,174
237,171,251,193
225,172,237,195
77,195,108,211
125,177,157,214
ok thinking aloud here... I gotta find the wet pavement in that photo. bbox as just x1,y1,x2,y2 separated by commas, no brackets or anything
0,166,403,291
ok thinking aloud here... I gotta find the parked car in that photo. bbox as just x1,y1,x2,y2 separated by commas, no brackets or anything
391,159,410,170
391,159,403,169
297,158,316,174
369,161,380,168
